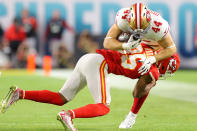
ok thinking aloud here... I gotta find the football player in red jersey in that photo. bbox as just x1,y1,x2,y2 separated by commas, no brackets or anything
0,42,179,131
103,3,180,128
1,41,161,131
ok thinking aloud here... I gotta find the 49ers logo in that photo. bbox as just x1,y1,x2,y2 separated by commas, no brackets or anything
169,59,177,71
121,9,131,22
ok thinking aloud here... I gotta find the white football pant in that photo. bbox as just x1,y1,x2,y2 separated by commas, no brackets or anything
59,53,111,105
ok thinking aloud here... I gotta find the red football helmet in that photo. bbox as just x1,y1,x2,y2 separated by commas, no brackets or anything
157,53,180,79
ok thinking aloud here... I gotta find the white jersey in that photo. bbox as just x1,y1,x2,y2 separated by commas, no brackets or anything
115,8,170,42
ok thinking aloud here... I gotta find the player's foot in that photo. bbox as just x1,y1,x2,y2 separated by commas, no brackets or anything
57,110,77,131
119,112,137,129
0,86,21,113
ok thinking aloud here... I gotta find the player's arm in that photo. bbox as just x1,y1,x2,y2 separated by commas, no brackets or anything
103,24,123,50
104,24,141,50
138,33,176,75
154,33,176,62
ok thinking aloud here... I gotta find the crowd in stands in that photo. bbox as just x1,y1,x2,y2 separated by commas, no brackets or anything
195,23,197,54
0,9,100,69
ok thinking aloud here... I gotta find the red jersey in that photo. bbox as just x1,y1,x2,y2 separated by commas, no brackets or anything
4,24,26,42
96,44,160,81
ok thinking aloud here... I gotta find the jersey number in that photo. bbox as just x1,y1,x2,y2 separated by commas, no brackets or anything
121,54,145,70
152,21,162,33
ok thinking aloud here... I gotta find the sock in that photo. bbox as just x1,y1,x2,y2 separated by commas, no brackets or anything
20,90,64,106
131,94,148,114
129,112,137,118
68,103,110,119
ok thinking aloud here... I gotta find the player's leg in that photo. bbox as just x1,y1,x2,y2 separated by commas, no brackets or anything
21,90,65,105
56,59,87,131
68,54,110,118
0,86,65,114
21,54,88,106
22,59,87,106
0,55,87,113
119,74,155,128
57,54,110,131
131,74,155,113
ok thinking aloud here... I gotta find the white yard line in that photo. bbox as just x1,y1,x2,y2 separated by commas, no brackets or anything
37,69,197,102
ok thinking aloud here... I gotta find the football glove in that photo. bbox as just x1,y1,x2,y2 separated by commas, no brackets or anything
138,56,156,75
122,35,141,50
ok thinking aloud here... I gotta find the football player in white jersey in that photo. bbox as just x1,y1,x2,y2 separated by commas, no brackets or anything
103,2,178,129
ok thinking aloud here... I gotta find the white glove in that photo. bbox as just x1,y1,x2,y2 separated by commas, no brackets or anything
138,56,156,75
122,35,141,50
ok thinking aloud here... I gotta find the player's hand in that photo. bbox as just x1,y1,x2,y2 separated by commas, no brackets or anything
138,56,156,75
122,35,141,50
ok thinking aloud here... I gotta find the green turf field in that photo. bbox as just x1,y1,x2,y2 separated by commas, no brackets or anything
0,70,197,131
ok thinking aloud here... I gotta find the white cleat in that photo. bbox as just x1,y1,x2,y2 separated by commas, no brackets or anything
119,112,137,129
0,86,20,113
57,110,78,131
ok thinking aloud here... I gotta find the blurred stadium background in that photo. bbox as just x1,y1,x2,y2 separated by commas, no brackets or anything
0,0,197,131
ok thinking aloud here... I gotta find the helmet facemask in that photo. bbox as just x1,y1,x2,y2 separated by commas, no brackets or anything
158,63,174,80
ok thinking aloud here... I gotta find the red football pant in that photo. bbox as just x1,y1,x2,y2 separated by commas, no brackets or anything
21,90,64,106
68,103,110,119
131,94,148,114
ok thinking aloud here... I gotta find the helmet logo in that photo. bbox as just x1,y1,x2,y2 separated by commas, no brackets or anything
121,9,132,23
169,59,177,71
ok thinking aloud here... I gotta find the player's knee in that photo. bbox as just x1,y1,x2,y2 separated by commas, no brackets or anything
97,103,110,116
133,77,153,98
52,92,68,106
134,81,155,97
56,98,66,106
56,102,64,106
51,99,65,106
59,93,68,103
133,90,140,97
